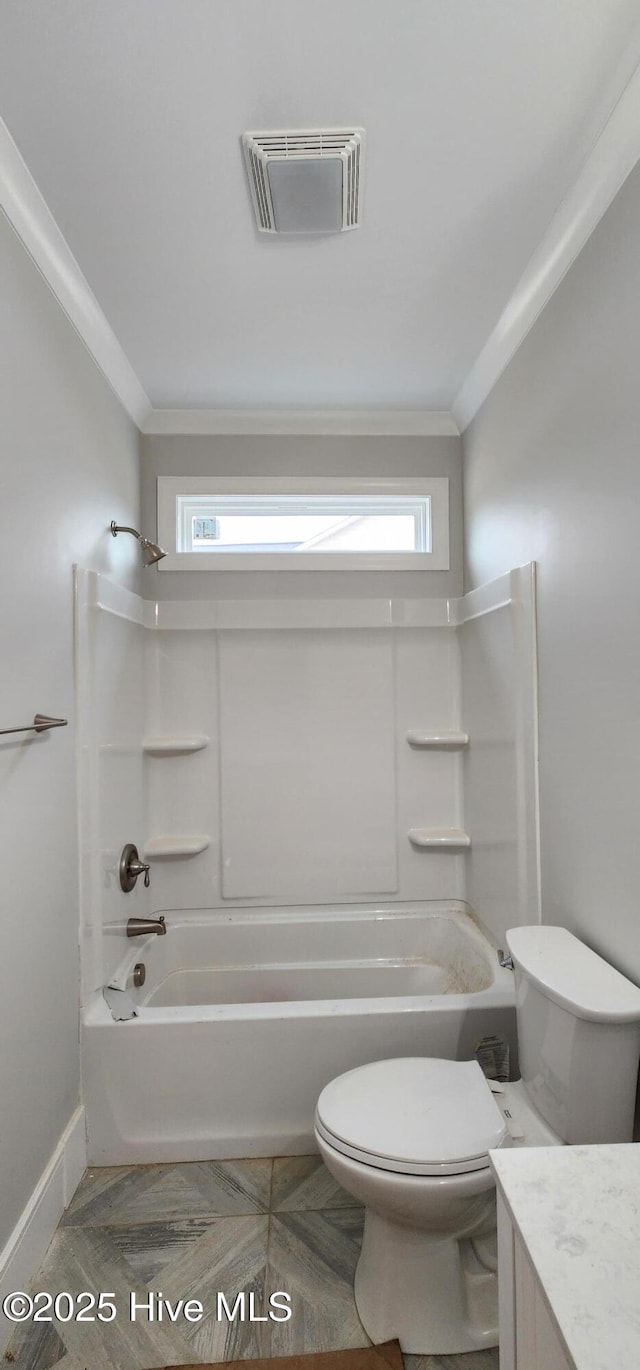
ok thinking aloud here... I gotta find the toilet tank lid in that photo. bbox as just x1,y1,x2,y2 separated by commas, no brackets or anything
506,926,640,1023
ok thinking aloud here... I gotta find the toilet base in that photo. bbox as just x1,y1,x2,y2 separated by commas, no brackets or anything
354,1208,499,1355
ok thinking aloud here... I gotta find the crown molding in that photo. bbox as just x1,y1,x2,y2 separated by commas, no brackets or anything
4,45,640,442
142,408,459,436
453,57,640,432
0,116,150,427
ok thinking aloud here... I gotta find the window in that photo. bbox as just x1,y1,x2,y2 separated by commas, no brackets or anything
157,477,449,571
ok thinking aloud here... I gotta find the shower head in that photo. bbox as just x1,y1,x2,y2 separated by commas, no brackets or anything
139,536,167,566
110,521,167,566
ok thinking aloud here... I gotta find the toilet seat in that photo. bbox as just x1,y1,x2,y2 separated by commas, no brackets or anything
315,1057,508,1177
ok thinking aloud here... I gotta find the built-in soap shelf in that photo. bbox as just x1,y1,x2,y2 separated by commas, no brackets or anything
408,827,471,850
144,835,211,858
142,735,209,754
406,730,469,749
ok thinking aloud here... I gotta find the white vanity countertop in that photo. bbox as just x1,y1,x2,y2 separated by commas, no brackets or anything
491,1144,640,1370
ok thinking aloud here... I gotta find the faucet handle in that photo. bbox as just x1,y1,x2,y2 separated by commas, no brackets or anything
129,859,151,887
119,843,151,893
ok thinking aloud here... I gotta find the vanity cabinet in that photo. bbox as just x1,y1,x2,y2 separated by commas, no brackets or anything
491,1144,640,1370
497,1193,573,1370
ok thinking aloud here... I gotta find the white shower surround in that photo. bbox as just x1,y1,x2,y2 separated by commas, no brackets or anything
75,562,538,1163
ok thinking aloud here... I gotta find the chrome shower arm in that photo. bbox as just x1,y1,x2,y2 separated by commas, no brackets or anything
111,521,142,541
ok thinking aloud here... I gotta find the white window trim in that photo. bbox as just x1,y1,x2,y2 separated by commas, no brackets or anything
156,476,450,571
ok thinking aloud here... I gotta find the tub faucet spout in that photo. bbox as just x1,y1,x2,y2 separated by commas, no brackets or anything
127,916,167,938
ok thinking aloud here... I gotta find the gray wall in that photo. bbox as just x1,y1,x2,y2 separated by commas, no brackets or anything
140,434,463,600
0,211,140,1250
463,162,640,984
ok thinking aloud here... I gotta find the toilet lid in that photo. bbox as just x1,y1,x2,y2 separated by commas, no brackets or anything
315,1058,507,1176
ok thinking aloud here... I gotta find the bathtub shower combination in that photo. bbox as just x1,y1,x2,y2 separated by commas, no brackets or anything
75,563,539,1165
84,903,516,1162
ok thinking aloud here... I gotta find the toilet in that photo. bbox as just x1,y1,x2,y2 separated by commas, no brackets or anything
315,925,640,1354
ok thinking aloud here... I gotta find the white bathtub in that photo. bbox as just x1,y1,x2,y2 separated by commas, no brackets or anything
82,902,516,1164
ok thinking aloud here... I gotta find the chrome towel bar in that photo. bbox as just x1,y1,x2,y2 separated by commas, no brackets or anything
0,714,68,737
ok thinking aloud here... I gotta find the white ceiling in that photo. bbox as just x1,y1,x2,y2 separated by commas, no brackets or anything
1,0,640,412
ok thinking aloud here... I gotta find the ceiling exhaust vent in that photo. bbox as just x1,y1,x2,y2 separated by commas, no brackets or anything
242,128,365,235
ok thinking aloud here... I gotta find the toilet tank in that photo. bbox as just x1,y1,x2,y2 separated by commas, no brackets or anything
506,926,640,1144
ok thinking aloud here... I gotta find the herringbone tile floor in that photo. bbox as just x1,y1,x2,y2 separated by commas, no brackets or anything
5,1158,498,1370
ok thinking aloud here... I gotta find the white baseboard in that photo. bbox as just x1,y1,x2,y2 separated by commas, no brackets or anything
0,1106,86,1355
